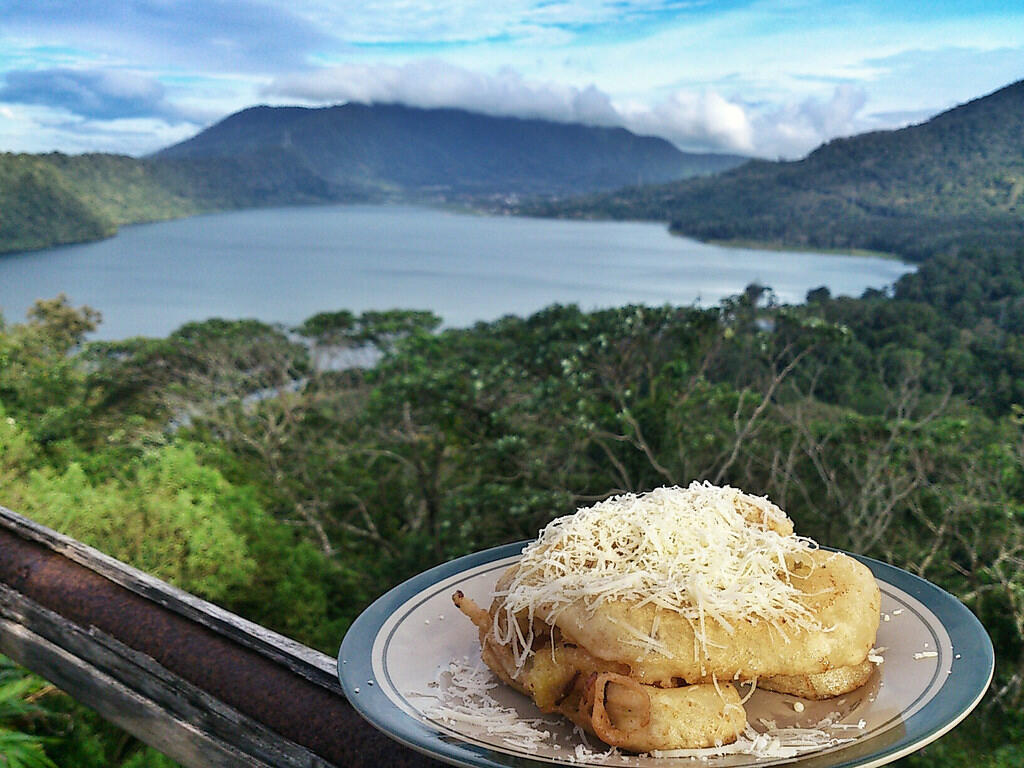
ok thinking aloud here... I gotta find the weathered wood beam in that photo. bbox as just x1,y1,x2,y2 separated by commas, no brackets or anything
0,505,443,768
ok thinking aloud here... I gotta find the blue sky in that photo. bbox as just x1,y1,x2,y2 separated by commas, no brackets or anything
1,0,1022,158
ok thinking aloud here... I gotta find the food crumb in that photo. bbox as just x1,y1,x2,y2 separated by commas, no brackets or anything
913,651,939,660
793,701,805,713
892,609,903,616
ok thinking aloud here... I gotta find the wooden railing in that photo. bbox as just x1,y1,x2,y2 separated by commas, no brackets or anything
0,505,443,767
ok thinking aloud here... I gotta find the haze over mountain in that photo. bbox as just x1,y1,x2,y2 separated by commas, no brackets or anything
154,102,748,199
527,80,1024,261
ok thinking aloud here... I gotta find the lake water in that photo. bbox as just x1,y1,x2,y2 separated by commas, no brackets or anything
0,205,913,341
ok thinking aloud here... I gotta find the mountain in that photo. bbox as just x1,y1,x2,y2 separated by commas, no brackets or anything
526,80,1024,261
0,104,747,255
154,103,748,200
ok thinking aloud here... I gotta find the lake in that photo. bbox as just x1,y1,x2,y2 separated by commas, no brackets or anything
0,205,913,341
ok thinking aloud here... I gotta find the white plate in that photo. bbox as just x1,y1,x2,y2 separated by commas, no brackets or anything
340,543,992,767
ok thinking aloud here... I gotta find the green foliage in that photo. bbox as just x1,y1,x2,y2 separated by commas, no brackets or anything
0,153,114,255
0,295,103,460
298,308,442,352
0,405,40,487
0,658,57,768
0,657,184,768
8,444,256,601
118,749,180,768
38,153,201,227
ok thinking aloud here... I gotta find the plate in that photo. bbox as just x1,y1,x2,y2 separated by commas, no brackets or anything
339,543,993,767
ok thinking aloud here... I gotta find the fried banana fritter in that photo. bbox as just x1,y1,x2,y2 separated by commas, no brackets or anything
453,591,745,750
452,484,882,753
529,549,880,685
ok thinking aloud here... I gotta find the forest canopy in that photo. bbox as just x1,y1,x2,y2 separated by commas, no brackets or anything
2,247,1024,766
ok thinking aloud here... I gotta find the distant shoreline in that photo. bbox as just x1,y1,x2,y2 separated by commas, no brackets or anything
509,210,911,263
702,237,903,262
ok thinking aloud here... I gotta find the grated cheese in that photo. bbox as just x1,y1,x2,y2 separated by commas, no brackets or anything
496,482,822,663
651,722,855,760
421,661,863,763
416,661,556,750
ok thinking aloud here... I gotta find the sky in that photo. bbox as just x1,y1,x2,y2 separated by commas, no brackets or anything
1,1,1023,160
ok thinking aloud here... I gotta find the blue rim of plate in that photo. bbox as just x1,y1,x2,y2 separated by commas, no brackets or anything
339,542,993,768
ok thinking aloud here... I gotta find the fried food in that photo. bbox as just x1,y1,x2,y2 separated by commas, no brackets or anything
454,590,746,751
531,548,880,685
760,660,876,700
454,483,881,752
576,674,745,753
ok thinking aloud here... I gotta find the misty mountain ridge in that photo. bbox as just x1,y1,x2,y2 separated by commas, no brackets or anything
527,79,1024,260
154,102,748,200
6,80,1024,259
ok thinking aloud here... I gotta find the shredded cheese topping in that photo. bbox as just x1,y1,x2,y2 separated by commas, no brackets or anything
495,482,822,663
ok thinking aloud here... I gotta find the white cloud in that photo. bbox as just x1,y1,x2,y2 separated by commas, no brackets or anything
751,84,870,158
623,90,756,154
262,60,621,125
263,60,887,158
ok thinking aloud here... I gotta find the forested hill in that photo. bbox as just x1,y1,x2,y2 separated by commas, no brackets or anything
155,102,747,198
0,149,365,255
526,79,1024,261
